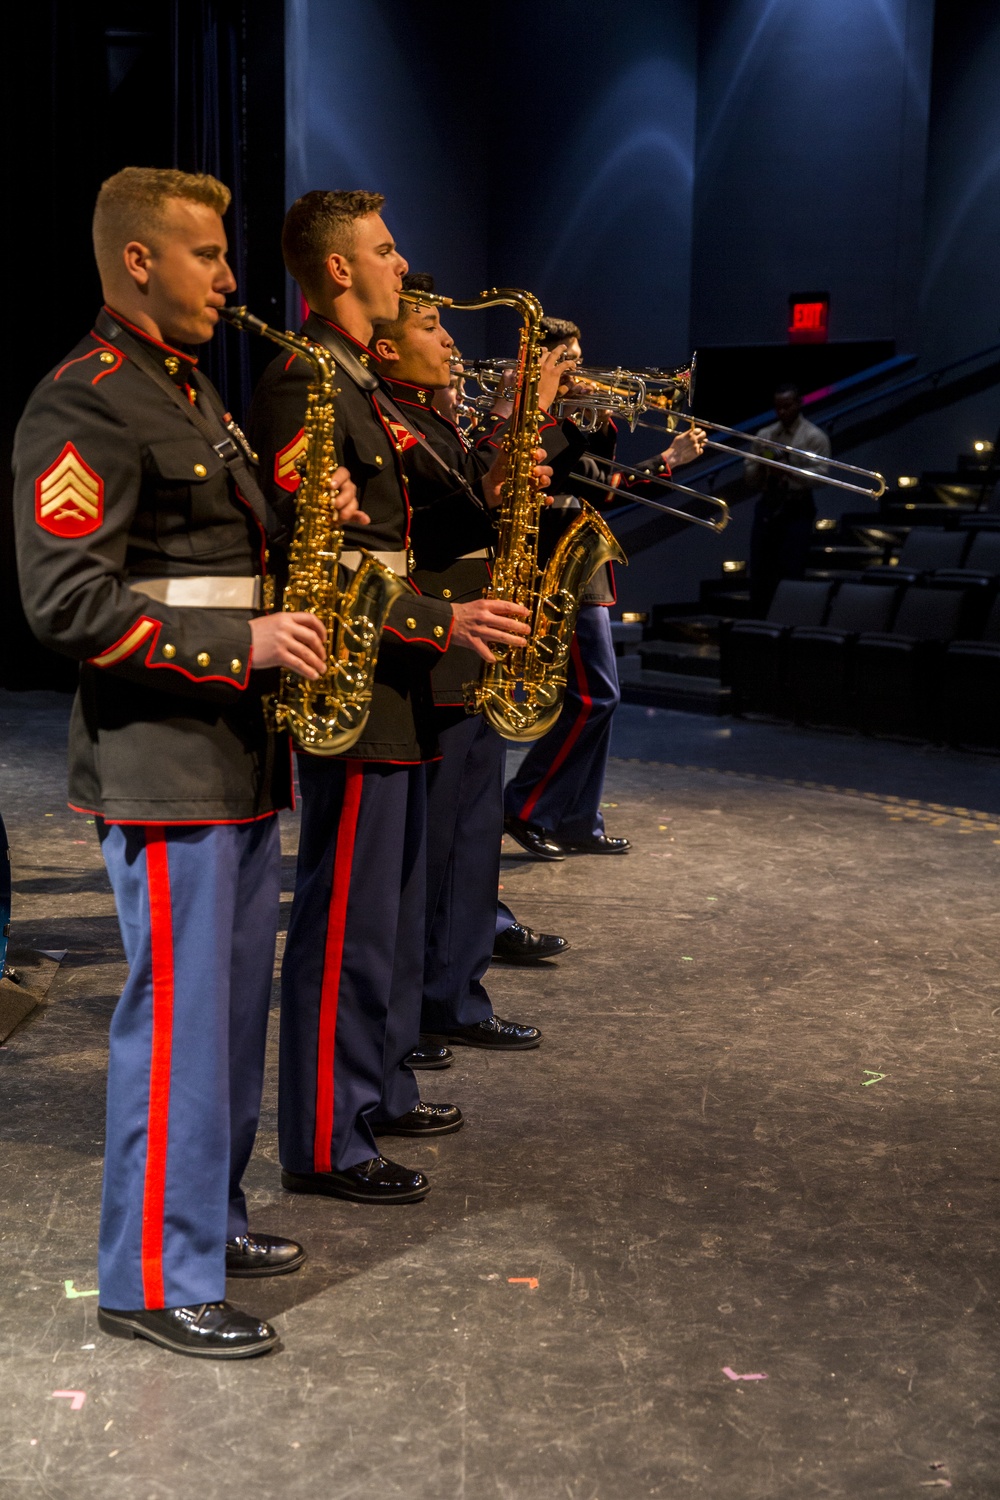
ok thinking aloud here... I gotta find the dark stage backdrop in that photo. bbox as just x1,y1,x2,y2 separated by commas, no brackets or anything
285,0,698,369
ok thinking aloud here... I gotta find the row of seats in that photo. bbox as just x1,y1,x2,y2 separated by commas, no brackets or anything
859,525,1000,584
721,577,1000,746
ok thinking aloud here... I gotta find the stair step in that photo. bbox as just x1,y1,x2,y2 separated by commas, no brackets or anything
620,669,731,715
649,610,725,643
637,640,721,679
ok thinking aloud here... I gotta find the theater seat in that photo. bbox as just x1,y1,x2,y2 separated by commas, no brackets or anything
862,527,969,584
723,580,835,717
932,527,1000,587
853,586,970,739
787,582,901,726
942,595,1000,749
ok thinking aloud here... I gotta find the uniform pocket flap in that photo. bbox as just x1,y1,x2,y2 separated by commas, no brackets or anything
144,438,225,482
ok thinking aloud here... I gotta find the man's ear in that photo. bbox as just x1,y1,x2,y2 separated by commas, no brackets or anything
324,251,352,291
373,337,399,364
122,240,154,292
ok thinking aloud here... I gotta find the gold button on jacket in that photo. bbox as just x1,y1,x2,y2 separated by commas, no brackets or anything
196,652,211,667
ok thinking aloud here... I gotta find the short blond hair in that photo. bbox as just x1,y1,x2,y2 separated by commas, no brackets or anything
93,167,231,278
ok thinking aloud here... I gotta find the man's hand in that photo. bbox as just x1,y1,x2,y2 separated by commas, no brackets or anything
450,598,531,664
250,612,327,678
537,342,578,413
662,426,707,469
327,464,369,526
482,448,553,510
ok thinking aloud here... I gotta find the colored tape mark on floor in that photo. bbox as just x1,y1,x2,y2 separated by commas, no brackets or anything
722,1367,767,1381
861,1071,886,1087
64,1280,98,1299
52,1391,86,1410
508,1277,539,1289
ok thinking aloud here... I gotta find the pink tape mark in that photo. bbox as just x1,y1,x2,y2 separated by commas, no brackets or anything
52,1390,86,1410
508,1277,539,1289
723,1367,768,1381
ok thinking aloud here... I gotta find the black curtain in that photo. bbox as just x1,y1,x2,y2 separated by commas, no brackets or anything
1,0,285,691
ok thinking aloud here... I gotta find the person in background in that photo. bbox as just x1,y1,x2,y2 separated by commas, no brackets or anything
744,383,830,614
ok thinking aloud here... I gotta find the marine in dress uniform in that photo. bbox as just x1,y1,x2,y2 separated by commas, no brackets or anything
374,277,543,1051
12,167,318,1359
478,322,704,861
247,192,527,1203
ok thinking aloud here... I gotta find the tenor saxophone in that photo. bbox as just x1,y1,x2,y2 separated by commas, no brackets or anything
401,287,626,742
219,306,405,755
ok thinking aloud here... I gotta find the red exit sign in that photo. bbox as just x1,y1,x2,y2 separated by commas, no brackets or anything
788,292,829,343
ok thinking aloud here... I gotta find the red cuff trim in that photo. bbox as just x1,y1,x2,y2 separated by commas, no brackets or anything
89,614,252,689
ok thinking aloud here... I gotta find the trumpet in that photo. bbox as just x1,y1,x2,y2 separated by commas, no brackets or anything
564,365,885,501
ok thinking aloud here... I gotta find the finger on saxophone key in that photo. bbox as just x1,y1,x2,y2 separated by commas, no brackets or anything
250,612,328,678
327,465,369,525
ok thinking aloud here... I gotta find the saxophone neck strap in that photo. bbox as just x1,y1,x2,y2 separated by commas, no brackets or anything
95,311,279,537
304,317,486,513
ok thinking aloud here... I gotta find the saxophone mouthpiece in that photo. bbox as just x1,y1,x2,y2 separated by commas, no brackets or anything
399,289,453,308
218,304,270,336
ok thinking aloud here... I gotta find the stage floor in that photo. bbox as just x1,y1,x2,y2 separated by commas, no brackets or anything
1,692,997,1499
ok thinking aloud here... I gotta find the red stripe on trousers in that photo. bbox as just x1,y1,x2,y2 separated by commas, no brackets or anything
313,762,365,1172
519,633,594,823
141,829,175,1309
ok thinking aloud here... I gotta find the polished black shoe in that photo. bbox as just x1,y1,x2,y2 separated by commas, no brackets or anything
503,815,565,861
281,1156,429,1204
98,1301,277,1359
493,922,570,963
373,1101,464,1137
430,1015,542,1051
560,832,631,855
225,1232,306,1278
406,1041,454,1070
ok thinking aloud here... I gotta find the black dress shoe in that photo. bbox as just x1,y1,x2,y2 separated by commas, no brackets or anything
503,816,565,861
98,1301,277,1359
373,1101,463,1137
406,1041,453,1070
430,1015,542,1051
493,922,570,963
281,1156,429,1204
559,833,631,854
225,1232,306,1278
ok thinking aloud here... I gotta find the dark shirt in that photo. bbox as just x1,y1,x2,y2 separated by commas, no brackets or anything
247,313,455,761
12,308,290,824
381,375,495,706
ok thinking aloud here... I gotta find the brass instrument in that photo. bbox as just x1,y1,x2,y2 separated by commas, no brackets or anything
401,287,626,742
219,305,405,755
569,365,886,500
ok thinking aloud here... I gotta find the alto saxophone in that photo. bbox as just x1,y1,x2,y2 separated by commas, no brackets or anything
219,306,405,755
401,287,626,742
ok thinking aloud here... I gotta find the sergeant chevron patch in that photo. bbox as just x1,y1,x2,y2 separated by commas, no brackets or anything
35,443,104,538
385,419,418,453
274,428,308,492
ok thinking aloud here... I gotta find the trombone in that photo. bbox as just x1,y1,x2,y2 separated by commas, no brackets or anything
444,348,729,532
563,366,886,500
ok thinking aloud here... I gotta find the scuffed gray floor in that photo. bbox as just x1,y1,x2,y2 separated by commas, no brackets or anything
0,690,997,1499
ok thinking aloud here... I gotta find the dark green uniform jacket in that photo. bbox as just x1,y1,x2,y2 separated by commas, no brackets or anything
12,307,291,824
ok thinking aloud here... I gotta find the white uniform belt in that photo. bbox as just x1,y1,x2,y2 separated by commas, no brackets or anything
457,549,489,560
129,575,262,609
340,549,408,576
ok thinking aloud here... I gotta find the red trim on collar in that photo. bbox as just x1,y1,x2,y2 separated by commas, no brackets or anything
310,312,376,359
383,375,439,404
102,306,198,366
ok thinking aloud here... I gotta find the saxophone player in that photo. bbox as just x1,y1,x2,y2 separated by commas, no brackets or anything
482,319,706,862
11,168,362,1358
372,272,551,1056
247,192,532,1205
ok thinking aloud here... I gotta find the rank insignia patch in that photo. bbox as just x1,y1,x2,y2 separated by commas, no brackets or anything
35,443,104,538
386,420,418,453
274,428,308,492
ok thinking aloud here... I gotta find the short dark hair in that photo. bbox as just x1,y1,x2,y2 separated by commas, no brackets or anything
774,382,801,401
281,189,386,297
372,272,435,347
540,316,581,350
